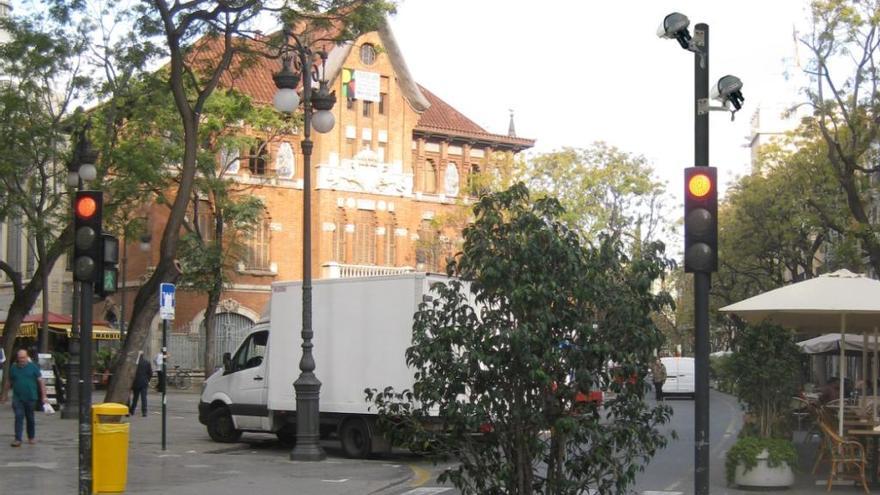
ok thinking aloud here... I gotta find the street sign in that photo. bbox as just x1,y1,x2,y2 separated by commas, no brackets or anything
159,283,175,321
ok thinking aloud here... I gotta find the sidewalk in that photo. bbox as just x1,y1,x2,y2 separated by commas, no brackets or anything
0,390,413,494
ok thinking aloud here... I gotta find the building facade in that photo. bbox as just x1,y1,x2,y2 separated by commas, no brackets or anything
117,22,533,366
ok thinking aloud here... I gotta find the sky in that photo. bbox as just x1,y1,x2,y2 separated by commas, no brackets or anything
387,0,813,202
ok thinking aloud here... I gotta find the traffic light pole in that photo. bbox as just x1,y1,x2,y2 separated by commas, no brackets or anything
78,281,93,495
693,22,710,495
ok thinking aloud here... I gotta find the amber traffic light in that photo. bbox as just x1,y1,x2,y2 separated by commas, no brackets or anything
684,167,717,273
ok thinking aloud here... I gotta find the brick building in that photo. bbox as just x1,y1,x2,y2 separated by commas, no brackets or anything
119,20,533,365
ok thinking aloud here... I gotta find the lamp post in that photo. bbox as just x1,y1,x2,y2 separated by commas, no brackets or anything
61,126,98,422
272,27,336,462
658,13,744,495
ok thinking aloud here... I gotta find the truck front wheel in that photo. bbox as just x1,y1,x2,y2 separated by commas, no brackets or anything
340,418,372,458
207,407,242,443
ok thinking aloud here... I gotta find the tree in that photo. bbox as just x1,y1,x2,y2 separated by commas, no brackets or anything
177,89,282,374
368,183,673,495
800,0,880,276
0,11,89,387
523,143,669,251
104,0,396,402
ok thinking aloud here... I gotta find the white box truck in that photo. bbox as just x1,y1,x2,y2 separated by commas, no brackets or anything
198,273,446,457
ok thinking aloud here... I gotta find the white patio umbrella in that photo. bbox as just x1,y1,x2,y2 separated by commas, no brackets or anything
720,269,880,435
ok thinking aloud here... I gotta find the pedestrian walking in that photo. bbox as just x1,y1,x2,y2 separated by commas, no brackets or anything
154,351,167,393
1,349,47,446
651,357,667,401
130,351,152,417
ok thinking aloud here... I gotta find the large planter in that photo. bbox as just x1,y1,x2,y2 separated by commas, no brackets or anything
733,448,795,488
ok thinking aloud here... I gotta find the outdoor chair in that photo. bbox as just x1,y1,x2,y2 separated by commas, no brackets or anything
815,420,870,494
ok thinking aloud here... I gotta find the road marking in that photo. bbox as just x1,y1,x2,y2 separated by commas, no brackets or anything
2,462,58,470
663,481,681,491
399,489,452,495
408,464,432,486
321,478,349,483
184,464,212,469
644,491,684,495
157,454,181,458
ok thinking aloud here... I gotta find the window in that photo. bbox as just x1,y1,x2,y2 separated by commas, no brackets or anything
248,141,268,176
6,216,21,273
362,100,373,118
347,98,354,111
384,220,397,266
377,143,386,163
359,43,376,65
25,236,35,279
379,93,386,115
332,211,347,262
244,217,271,270
232,330,268,372
468,163,483,195
416,220,439,272
195,200,214,241
353,211,376,265
424,160,437,193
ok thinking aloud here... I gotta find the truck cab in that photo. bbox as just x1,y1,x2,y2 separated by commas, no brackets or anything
198,322,277,442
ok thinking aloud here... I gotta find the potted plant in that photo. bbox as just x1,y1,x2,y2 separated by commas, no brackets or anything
725,321,801,488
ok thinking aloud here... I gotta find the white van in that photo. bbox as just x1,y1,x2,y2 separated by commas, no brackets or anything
660,357,695,399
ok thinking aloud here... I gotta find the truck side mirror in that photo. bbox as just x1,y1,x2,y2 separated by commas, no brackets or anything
223,352,232,373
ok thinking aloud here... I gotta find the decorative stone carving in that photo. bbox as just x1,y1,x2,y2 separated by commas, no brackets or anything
445,163,460,196
219,298,240,313
276,142,295,179
317,153,414,197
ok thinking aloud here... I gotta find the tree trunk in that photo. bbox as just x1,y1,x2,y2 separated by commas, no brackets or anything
1,226,71,394
202,279,221,376
104,118,199,403
202,208,225,376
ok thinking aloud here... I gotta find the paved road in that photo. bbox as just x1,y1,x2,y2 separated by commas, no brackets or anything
0,388,859,494
0,390,415,494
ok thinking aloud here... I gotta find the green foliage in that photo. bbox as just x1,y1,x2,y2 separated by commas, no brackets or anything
522,143,669,251
709,354,736,394
724,436,797,485
729,322,802,439
367,183,674,495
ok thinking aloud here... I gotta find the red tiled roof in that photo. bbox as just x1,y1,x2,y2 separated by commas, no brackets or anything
415,85,534,150
189,33,533,150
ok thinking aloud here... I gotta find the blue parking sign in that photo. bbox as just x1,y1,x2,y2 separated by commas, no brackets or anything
159,283,175,321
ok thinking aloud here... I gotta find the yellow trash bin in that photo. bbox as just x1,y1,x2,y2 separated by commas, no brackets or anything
92,402,130,494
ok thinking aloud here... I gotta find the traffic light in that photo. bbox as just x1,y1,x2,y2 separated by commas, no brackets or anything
684,167,717,273
96,233,119,298
73,191,103,282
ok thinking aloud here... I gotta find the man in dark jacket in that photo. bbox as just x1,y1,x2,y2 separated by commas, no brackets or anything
130,351,152,417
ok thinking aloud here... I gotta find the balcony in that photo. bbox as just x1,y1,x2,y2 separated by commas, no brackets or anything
322,262,414,279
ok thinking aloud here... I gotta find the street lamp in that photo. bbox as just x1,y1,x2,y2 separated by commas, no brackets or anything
61,125,99,421
658,13,745,495
272,27,336,462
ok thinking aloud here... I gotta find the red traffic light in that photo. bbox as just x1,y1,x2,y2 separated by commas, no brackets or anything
688,173,712,198
75,196,98,219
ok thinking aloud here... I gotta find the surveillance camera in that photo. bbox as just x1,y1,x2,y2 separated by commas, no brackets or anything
710,75,745,111
657,12,692,50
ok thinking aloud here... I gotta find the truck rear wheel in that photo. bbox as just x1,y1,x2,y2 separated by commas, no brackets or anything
340,418,371,458
207,407,242,443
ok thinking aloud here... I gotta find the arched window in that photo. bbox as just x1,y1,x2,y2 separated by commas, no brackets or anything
353,210,376,265
424,159,437,193
248,141,268,176
359,43,376,65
